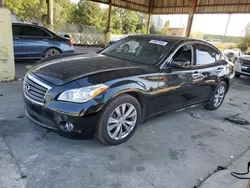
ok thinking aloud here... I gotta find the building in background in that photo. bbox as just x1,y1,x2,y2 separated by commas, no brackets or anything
167,28,186,37
167,27,203,39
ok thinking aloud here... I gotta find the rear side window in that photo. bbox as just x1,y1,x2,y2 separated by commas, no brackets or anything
12,25,20,35
196,44,222,65
20,26,51,37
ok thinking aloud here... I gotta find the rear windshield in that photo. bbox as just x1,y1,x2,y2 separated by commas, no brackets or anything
101,37,174,65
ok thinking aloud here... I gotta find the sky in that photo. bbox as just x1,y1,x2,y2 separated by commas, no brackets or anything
70,0,250,36
154,14,250,36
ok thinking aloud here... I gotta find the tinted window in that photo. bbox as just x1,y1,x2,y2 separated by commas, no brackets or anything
172,44,193,66
196,44,221,65
20,26,51,37
101,37,174,65
12,25,20,35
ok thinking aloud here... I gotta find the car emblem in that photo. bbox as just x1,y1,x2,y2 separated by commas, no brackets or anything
25,83,30,91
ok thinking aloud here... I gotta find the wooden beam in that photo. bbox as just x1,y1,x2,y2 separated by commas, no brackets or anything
154,1,250,8
147,0,154,34
146,13,151,34
107,1,112,32
122,0,148,8
185,0,196,37
0,0,3,7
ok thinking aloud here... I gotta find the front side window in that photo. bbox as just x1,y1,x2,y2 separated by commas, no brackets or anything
196,44,221,65
101,37,174,65
20,26,51,37
171,44,193,68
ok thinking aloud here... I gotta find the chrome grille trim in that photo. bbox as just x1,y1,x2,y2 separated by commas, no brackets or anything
23,73,52,106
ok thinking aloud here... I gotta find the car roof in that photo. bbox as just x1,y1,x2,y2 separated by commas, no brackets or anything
12,22,61,38
128,34,215,48
12,23,46,29
129,34,194,42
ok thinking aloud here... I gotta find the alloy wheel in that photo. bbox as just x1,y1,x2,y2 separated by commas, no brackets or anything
213,85,225,107
44,48,60,58
107,103,137,140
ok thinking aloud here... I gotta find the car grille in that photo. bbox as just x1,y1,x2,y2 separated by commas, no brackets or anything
23,75,50,105
242,63,250,67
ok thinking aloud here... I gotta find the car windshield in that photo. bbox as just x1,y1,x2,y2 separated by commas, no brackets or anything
101,37,174,65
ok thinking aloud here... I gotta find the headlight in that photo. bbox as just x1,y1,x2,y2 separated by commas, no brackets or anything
58,84,108,103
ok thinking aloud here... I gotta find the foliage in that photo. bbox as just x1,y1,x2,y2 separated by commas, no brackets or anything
149,23,156,34
160,20,170,34
5,0,148,34
120,9,139,34
237,23,250,51
135,13,147,34
203,34,242,43
69,1,103,32
4,0,72,27
99,7,122,34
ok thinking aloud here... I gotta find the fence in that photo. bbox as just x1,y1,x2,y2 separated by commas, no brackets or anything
55,24,105,46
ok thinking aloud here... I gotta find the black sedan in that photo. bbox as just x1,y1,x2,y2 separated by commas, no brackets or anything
23,35,234,145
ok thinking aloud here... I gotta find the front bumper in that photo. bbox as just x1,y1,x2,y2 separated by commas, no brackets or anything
235,61,250,76
24,96,99,139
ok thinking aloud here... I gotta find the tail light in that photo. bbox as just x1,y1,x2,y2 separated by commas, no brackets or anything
67,40,72,46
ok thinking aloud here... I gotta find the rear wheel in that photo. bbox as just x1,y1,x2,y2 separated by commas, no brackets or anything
204,81,227,110
96,94,141,145
44,48,61,58
235,72,241,78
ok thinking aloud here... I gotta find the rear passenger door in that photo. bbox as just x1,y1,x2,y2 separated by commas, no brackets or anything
17,25,52,59
194,43,225,101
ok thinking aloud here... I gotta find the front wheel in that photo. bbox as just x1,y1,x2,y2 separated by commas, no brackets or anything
96,94,141,145
204,81,227,110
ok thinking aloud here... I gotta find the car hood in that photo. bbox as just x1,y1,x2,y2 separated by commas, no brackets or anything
30,53,147,86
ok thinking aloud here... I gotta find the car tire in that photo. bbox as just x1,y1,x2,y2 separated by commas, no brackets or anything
204,81,227,110
235,72,241,78
44,48,61,58
96,94,141,145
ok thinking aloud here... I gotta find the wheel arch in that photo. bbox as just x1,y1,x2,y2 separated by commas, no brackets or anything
44,47,62,57
221,77,230,93
106,89,147,123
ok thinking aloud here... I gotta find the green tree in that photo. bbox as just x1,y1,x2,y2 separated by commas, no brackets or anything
4,0,72,27
135,13,147,34
160,20,170,34
99,7,122,33
120,9,139,34
149,23,156,34
4,0,24,17
237,23,250,51
70,1,103,32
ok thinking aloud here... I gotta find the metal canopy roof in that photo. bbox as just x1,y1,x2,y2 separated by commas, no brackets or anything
92,0,250,14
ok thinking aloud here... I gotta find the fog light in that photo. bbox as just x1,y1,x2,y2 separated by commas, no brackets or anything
59,121,74,132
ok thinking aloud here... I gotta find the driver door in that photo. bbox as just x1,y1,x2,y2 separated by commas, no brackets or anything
156,44,203,112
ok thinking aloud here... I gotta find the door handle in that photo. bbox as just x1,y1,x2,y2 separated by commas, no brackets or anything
192,72,200,79
216,67,223,72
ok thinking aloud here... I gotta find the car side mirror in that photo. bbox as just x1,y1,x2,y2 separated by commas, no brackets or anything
172,60,191,69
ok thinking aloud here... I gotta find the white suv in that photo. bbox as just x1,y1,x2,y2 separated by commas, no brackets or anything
235,56,250,78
